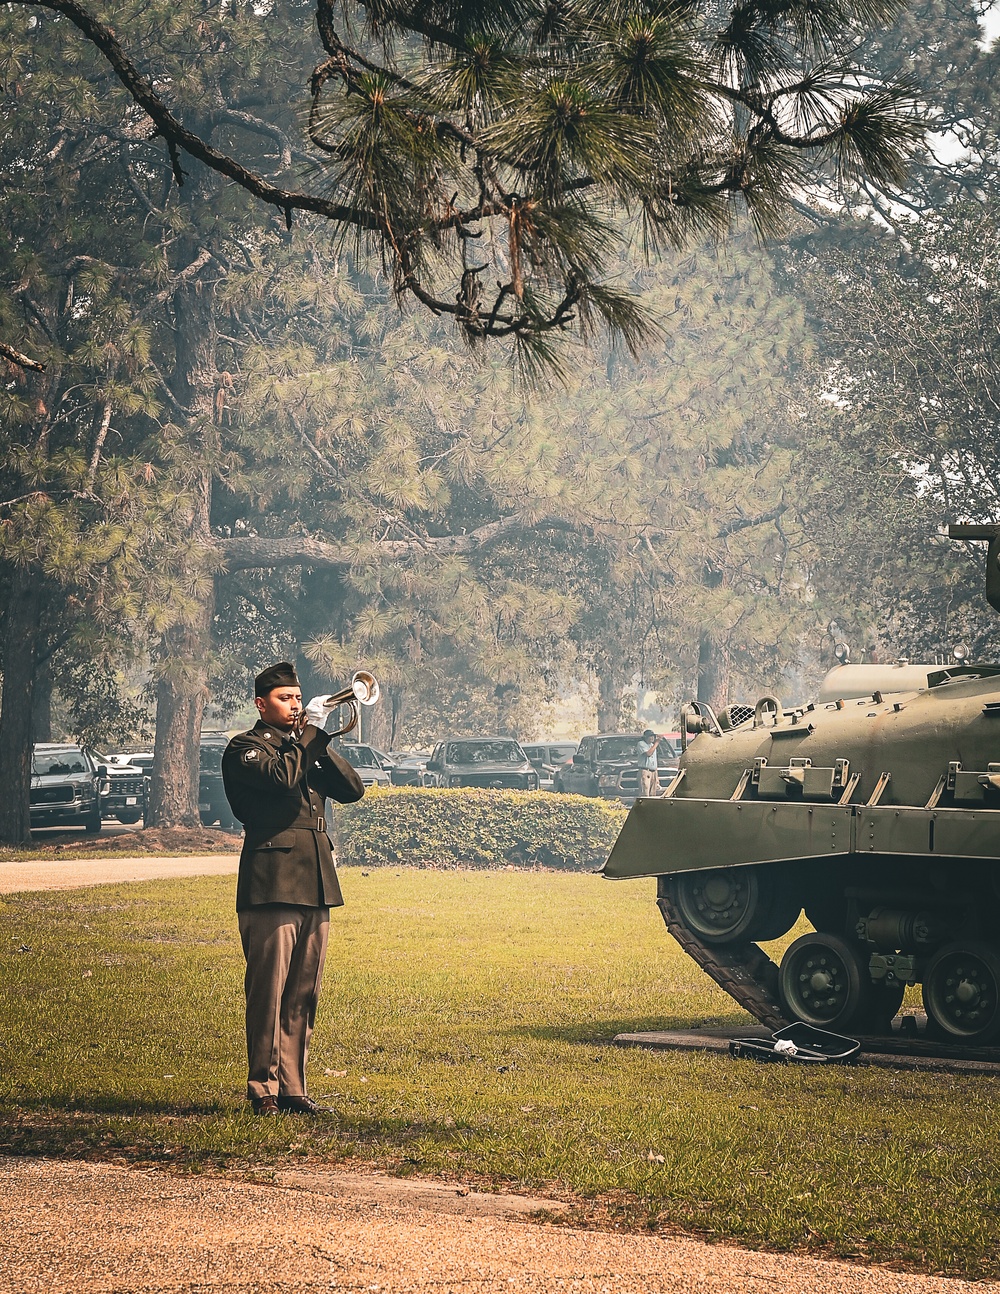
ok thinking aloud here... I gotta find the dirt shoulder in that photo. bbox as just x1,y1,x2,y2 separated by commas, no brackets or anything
3,1156,991,1294
0,850,238,893
0,825,243,865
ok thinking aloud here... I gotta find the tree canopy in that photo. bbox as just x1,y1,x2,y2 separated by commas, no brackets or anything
783,201,1000,663
9,0,921,368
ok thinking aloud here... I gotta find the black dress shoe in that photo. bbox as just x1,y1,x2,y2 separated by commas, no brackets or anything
276,1094,329,1115
251,1094,279,1115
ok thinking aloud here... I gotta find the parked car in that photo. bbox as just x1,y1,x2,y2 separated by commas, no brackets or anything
97,753,148,824
199,735,239,828
30,743,107,834
521,741,579,791
422,738,539,790
553,732,676,800
338,742,391,786
390,753,429,786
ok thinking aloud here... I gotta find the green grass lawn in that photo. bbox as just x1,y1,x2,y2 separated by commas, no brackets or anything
2,868,999,1276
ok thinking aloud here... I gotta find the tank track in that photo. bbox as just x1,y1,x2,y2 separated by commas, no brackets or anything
656,894,788,1031
656,892,1000,1060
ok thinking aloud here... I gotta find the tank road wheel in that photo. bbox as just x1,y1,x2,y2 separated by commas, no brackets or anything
669,867,800,946
922,943,1000,1045
778,933,872,1031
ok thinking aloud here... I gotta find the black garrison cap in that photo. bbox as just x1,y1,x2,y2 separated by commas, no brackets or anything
254,661,300,696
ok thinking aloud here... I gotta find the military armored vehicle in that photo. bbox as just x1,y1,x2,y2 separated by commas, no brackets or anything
603,526,1000,1045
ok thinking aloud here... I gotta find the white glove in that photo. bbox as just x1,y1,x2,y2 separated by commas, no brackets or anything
303,695,333,727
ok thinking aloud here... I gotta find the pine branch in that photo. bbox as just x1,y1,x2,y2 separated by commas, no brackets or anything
0,489,97,509
216,515,578,570
213,108,294,169
146,358,194,419
19,0,383,231
12,0,921,367
86,398,113,487
122,156,166,219
718,504,789,537
137,248,215,321
0,339,46,373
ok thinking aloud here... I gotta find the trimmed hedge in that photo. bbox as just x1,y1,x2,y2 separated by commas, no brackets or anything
334,786,627,870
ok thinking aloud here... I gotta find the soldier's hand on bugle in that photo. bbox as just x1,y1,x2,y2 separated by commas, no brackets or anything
295,695,334,734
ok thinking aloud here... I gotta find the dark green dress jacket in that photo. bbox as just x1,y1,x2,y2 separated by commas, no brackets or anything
222,720,365,912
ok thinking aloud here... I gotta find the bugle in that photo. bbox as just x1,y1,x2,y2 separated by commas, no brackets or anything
311,670,381,738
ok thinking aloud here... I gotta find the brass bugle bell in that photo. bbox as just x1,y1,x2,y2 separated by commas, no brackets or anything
321,670,381,738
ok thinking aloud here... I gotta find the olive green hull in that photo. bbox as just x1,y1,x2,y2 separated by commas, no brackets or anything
605,669,1000,880
604,797,1000,878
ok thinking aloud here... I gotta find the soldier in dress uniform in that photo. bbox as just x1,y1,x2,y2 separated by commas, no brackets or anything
222,661,365,1115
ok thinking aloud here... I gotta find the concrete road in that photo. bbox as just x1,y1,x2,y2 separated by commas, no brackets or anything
2,1157,992,1294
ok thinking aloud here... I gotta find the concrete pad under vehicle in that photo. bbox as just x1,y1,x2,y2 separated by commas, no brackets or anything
612,1025,1000,1075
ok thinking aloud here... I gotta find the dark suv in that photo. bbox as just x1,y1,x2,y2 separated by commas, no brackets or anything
422,738,539,790
199,736,238,829
554,733,676,800
30,744,107,833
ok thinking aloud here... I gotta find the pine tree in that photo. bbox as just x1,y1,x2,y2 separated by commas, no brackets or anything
9,0,921,366
0,9,194,841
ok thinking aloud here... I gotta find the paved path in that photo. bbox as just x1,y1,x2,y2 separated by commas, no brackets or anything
0,853,238,893
2,1157,992,1294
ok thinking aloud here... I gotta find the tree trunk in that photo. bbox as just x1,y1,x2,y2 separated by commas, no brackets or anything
32,666,53,742
696,634,730,711
149,606,214,827
387,686,405,749
597,664,627,732
362,690,393,750
0,567,44,843
147,232,219,828
495,683,519,737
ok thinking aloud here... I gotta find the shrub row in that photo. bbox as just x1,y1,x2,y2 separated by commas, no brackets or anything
334,786,628,870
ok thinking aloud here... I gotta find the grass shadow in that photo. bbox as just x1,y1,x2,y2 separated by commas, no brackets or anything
9,1093,233,1118
507,1015,751,1046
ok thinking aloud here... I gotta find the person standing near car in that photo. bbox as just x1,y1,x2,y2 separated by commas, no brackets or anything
222,662,364,1116
637,729,662,798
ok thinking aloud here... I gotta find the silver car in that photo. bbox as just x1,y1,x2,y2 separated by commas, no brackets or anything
422,738,539,790
521,742,579,791
338,743,391,786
